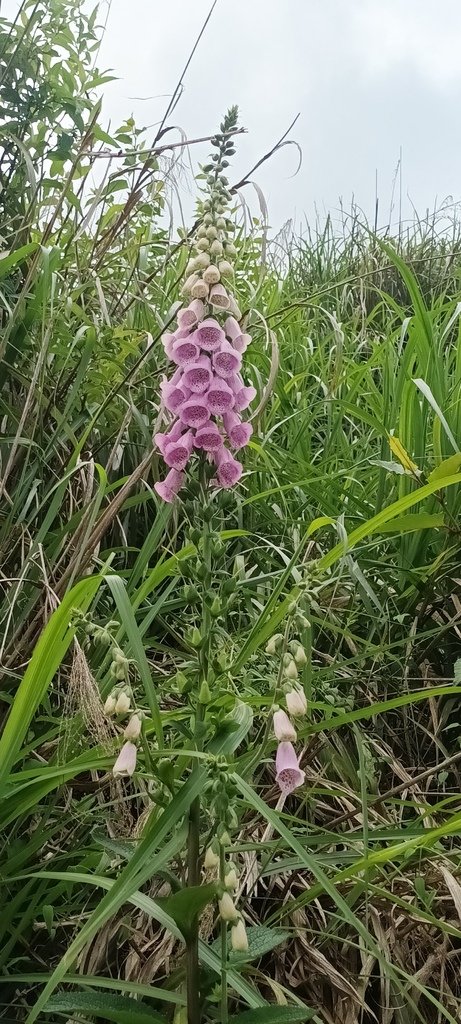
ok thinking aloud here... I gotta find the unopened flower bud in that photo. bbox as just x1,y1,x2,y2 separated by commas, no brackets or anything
198,678,211,704
182,273,198,293
115,691,131,715
218,827,231,847
219,892,239,922
286,686,307,718
231,918,249,951
196,237,210,251
224,866,238,890
203,264,220,285
104,693,117,715
191,279,209,299
204,845,220,870
124,713,142,740
285,659,299,681
219,259,233,278
194,252,210,269
273,708,297,743
225,243,237,258
210,596,221,617
190,627,202,648
265,633,283,656
210,239,223,257
113,741,137,777
293,642,308,666
206,225,218,240
216,217,226,229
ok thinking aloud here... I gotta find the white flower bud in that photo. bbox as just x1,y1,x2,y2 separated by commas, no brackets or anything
206,225,218,240
182,273,198,294
265,633,283,656
219,892,239,922
225,243,237,258
203,264,220,285
294,643,308,667
210,239,223,258
285,659,299,681
224,866,238,891
219,260,233,278
104,693,117,715
286,686,307,718
231,918,249,951
194,252,210,269
115,691,131,715
196,237,210,251
191,279,209,299
113,741,137,777
204,846,220,870
124,713,142,740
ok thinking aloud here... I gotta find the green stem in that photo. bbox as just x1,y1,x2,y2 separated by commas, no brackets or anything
186,468,212,1024
219,845,228,1024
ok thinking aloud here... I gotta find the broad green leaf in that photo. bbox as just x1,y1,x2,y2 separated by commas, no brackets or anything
378,512,444,533
429,453,461,482
157,882,219,940
0,242,38,278
208,701,253,754
218,925,291,963
45,992,165,1024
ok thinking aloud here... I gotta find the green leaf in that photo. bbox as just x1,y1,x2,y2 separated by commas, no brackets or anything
215,925,291,963
24,770,206,1023
157,882,219,940
208,701,253,754
105,575,163,745
231,1008,315,1023
428,454,461,482
45,991,166,1023
0,242,38,278
378,513,444,534
0,575,103,795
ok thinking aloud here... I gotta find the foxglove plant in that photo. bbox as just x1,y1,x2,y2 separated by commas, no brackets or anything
154,108,255,503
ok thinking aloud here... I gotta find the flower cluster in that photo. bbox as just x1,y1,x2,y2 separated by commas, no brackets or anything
104,649,144,777
205,841,249,952
268,635,307,795
154,109,255,503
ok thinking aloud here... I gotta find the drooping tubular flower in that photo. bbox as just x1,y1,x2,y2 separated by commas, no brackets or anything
154,107,256,503
275,741,305,794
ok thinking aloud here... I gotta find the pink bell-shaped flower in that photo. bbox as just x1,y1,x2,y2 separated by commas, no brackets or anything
177,298,204,330
179,396,211,428
215,447,243,488
223,410,253,450
194,318,225,352
164,429,194,471
194,422,223,452
182,355,213,394
213,341,242,379
275,742,305,794
171,337,200,366
154,467,184,503
206,378,235,415
209,283,230,310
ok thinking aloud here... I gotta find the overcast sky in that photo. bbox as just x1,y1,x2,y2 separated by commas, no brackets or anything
96,0,461,234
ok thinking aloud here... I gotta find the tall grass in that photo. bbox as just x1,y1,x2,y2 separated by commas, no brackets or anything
1,2,461,1022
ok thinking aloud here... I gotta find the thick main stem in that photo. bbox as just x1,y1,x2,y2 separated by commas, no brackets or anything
186,470,212,1024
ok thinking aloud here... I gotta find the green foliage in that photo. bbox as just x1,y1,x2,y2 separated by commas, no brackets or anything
1,2,461,1023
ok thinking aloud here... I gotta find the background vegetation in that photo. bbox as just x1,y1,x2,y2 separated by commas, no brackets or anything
2,2,461,1022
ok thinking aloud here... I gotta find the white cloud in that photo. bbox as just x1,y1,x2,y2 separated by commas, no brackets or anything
349,0,461,88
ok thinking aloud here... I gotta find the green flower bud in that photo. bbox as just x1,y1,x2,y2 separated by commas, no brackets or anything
210,596,221,617
198,679,211,704
190,627,202,648
285,659,299,681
